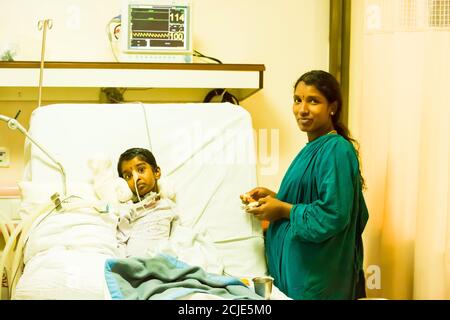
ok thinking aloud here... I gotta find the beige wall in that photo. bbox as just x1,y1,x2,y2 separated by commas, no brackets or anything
0,0,330,191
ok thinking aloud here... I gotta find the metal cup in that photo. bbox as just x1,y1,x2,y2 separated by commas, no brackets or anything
252,276,273,300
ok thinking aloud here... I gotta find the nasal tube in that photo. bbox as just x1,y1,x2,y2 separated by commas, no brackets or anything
133,171,142,203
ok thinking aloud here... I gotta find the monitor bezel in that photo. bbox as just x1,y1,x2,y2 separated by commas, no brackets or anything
120,0,192,55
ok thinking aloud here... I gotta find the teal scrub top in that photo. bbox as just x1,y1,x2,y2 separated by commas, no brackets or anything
266,133,369,300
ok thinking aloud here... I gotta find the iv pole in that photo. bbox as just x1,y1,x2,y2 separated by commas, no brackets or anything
0,19,67,196
0,19,67,301
37,19,52,108
0,114,67,196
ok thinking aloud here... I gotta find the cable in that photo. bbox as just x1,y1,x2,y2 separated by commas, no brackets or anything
138,102,153,152
2,195,81,290
0,115,67,196
133,173,143,204
193,50,223,64
203,88,240,105
8,207,57,288
106,15,121,62
21,195,81,247
100,87,125,103
117,101,152,152
14,110,21,120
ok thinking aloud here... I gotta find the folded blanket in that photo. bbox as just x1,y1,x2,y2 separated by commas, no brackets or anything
104,254,262,300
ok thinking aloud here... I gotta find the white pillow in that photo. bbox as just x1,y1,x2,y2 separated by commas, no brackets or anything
18,181,96,203
158,176,176,201
17,181,98,221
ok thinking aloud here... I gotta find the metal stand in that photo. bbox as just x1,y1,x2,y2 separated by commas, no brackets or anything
0,115,67,196
37,19,52,108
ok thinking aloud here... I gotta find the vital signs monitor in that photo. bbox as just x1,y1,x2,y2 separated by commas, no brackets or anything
120,0,192,63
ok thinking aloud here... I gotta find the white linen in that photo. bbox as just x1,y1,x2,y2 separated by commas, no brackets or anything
22,209,118,264
14,249,111,300
12,207,118,300
147,224,225,275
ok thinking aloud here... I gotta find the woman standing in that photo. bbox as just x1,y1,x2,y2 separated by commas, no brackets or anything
242,70,368,299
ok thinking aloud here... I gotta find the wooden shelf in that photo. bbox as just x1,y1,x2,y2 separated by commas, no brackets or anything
0,61,265,102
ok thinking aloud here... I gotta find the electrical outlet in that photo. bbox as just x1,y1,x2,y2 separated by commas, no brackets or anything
0,147,10,167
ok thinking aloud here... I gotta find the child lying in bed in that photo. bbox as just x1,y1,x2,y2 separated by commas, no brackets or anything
116,147,178,258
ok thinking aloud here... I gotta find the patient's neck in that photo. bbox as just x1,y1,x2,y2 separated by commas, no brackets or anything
134,191,160,203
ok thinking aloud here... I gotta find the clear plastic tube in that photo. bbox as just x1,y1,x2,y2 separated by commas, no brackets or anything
133,171,142,203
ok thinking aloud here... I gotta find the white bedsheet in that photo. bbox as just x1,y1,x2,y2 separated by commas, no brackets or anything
22,209,118,264
14,249,111,300
13,206,118,300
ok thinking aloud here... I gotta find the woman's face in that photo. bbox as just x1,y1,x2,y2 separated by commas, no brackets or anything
293,81,336,141
120,157,160,196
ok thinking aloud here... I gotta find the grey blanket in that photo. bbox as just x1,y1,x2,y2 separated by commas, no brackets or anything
104,254,262,300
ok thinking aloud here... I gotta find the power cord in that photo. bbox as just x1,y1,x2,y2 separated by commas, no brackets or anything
100,88,125,103
118,101,153,152
193,50,222,64
203,89,239,105
106,15,121,62
107,12,222,66
8,194,83,289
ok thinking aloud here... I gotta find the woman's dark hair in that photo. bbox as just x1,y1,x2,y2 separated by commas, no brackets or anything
295,70,365,188
117,147,158,177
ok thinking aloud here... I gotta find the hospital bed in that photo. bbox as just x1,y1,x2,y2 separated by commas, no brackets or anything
0,102,287,300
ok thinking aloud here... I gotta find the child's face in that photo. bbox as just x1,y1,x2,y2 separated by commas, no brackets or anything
120,156,161,197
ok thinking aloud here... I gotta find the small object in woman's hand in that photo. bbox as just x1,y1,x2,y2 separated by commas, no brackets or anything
241,201,260,212
247,201,259,208
241,193,256,204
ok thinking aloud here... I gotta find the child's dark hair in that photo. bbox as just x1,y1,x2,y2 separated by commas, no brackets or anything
117,148,158,177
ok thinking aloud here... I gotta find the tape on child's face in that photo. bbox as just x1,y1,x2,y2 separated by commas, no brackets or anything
132,171,139,181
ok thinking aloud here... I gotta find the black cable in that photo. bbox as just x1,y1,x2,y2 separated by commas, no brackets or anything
101,88,125,103
14,110,21,120
193,50,223,64
203,88,239,106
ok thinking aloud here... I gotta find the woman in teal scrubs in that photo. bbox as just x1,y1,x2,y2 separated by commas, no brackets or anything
243,70,368,300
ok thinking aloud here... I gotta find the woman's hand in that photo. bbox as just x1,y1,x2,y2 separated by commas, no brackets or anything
240,187,277,204
245,196,292,222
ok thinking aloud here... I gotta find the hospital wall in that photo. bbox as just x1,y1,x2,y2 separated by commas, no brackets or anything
0,0,330,193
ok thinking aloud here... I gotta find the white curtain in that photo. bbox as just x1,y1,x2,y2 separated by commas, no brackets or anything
350,0,450,299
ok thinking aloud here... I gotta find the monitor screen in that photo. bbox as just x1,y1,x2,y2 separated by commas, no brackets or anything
121,1,192,55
